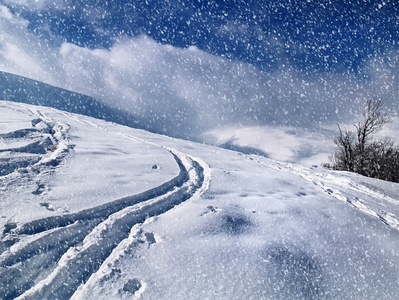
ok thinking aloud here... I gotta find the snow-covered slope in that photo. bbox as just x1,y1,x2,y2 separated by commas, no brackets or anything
1,101,399,299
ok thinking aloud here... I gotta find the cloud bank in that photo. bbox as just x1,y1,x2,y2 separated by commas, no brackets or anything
0,4,398,146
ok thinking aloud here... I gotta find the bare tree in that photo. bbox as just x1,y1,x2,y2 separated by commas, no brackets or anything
332,125,356,172
364,138,399,182
354,99,391,175
330,99,398,183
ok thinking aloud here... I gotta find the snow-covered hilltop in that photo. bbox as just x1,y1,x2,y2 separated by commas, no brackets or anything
1,101,399,299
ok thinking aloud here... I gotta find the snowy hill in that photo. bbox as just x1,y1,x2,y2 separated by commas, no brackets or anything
0,71,339,166
1,100,399,299
0,71,144,131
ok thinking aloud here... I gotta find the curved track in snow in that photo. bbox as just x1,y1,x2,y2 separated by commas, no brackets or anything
0,109,209,300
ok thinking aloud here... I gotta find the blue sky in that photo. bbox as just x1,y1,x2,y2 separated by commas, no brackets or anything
6,0,398,74
0,0,398,141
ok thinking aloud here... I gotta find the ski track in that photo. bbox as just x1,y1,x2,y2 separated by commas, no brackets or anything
247,155,399,232
0,106,210,300
0,106,72,179
1,102,398,298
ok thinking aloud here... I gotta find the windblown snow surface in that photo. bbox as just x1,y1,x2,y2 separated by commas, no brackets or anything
1,100,399,299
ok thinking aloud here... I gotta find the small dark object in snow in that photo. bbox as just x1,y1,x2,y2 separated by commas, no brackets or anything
152,164,159,169
32,184,46,195
144,232,156,244
121,278,142,294
40,202,54,211
296,192,307,196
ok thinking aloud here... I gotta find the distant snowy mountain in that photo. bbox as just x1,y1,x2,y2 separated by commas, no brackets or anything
0,71,159,134
1,100,399,299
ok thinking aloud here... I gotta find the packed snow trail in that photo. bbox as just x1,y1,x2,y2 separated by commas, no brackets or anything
15,157,204,299
0,107,208,300
248,155,399,232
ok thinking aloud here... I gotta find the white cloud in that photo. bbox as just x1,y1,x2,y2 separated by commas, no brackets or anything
0,4,14,19
0,6,397,144
3,0,68,10
205,125,335,165
366,49,399,113
0,5,63,85
1,42,44,75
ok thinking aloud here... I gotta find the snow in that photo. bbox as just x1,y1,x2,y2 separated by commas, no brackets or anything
0,101,179,227
1,101,399,299
205,125,335,165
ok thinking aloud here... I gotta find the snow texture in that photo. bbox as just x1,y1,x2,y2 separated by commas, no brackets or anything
1,101,399,299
